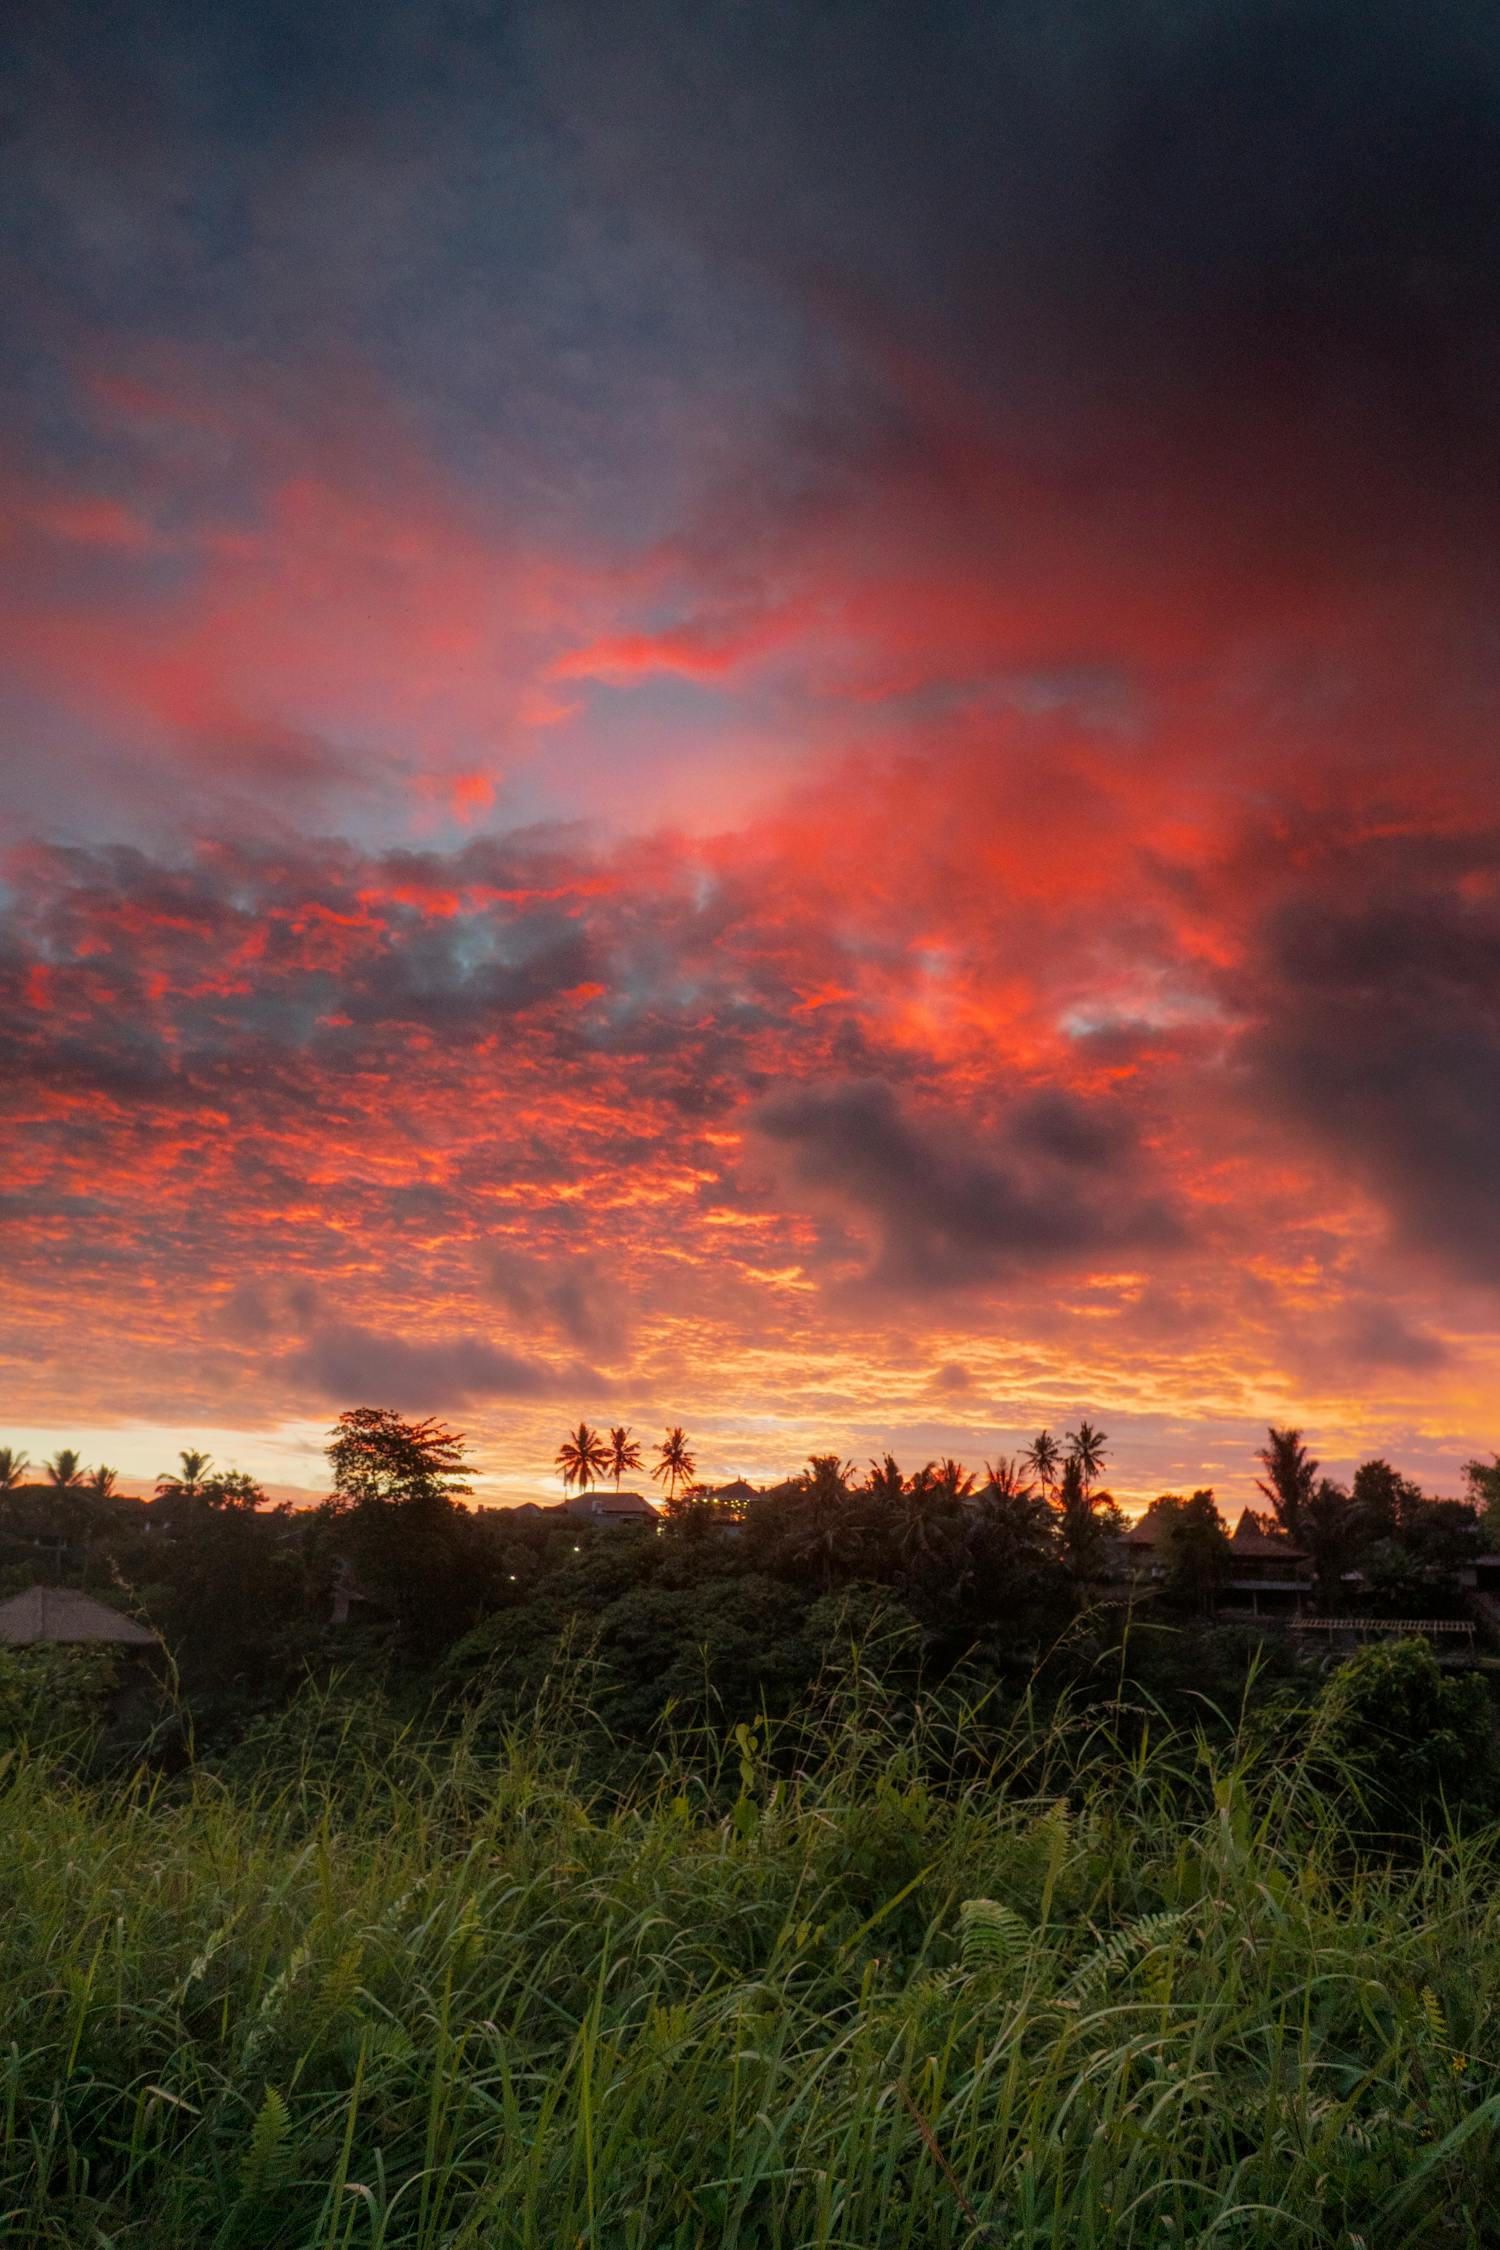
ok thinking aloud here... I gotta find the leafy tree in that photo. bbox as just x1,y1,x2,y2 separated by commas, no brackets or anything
0,1447,30,1494
325,1409,477,1655
1351,1458,1424,1546
1149,1490,1231,1615
651,1427,697,1504
1301,1478,1358,1610
556,1423,610,1496
606,1426,643,1490
1255,1426,1318,1539
203,1469,268,1511
45,1449,85,1490
85,1465,118,1500
1319,1637,1496,1823
1464,1455,1500,1547
327,1409,471,1509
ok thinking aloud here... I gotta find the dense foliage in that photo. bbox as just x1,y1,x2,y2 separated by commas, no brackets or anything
4,1660,1500,2246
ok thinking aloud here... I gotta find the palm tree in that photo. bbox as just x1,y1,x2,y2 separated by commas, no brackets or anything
1255,1427,1319,1540
932,1457,976,1500
1022,1430,1062,1492
0,1447,29,1494
45,1448,85,1490
86,1464,118,1500
983,1456,1037,1501
651,1427,696,1504
556,1422,611,1496
1066,1421,1108,1493
156,1449,213,1499
865,1454,907,1502
606,1426,643,1491
1054,1452,1120,1587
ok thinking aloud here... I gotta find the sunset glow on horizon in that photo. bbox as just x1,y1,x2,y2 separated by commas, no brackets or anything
5,0,1500,1511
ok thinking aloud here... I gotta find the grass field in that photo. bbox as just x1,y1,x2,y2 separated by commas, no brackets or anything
3,1661,1499,2248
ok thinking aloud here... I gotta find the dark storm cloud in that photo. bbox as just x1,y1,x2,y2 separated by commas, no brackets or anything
1239,862,1500,1289
542,0,1500,538
756,1078,1182,1292
287,1321,595,1411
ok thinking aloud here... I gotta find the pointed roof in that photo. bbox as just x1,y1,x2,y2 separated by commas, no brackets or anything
1231,1512,1307,1559
0,1586,157,1646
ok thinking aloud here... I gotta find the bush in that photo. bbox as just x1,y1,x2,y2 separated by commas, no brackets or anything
1318,1636,1497,1819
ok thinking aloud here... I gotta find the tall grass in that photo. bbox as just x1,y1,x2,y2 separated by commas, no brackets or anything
2,1661,1498,2247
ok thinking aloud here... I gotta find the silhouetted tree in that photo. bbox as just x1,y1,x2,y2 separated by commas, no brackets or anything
606,1426,643,1490
156,1449,213,1501
865,1454,907,1502
1256,1427,1319,1539
328,1409,471,1510
1054,1454,1123,1591
85,1464,118,1500
45,1449,85,1490
0,1447,30,1494
1351,1458,1424,1546
1023,1430,1062,1492
1301,1478,1357,1609
651,1427,696,1504
1464,1456,1500,1546
203,1468,268,1511
983,1457,1036,1501
931,1457,975,1500
1066,1421,1109,1492
1150,1490,1231,1615
556,1423,610,1496
325,1408,476,1654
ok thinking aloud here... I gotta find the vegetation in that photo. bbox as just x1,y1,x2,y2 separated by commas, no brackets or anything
3,1411,1500,2240
4,1650,1500,2245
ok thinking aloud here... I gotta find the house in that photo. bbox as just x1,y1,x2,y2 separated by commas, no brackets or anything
560,1489,660,1526
1117,1509,1167,1585
0,1585,157,1648
1222,1512,1312,1616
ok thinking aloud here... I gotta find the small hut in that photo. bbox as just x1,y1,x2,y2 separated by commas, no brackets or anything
0,1585,157,1648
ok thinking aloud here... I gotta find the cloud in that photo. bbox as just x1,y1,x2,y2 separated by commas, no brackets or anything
756,1078,1182,1291
286,1322,596,1411
1238,850,1500,1289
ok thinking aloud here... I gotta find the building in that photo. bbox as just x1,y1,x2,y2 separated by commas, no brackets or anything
0,1585,157,1648
1222,1512,1312,1616
560,1489,660,1526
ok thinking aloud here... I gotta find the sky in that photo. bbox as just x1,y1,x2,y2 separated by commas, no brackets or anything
3,0,1499,1508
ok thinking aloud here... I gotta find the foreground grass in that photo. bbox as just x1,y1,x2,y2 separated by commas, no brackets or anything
2,1670,1499,2248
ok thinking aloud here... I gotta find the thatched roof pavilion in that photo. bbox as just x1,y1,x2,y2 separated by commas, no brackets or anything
0,1586,157,1647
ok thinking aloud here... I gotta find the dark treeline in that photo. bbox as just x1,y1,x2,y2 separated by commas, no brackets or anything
4,1412,1500,1807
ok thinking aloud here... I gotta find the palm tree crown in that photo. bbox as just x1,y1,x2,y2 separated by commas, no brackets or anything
1022,1430,1062,1491
86,1464,118,1500
157,1449,213,1499
0,1446,30,1494
556,1422,611,1495
1066,1421,1108,1491
606,1426,643,1490
1255,1426,1319,1537
651,1427,696,1502
45,1448,85,1490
